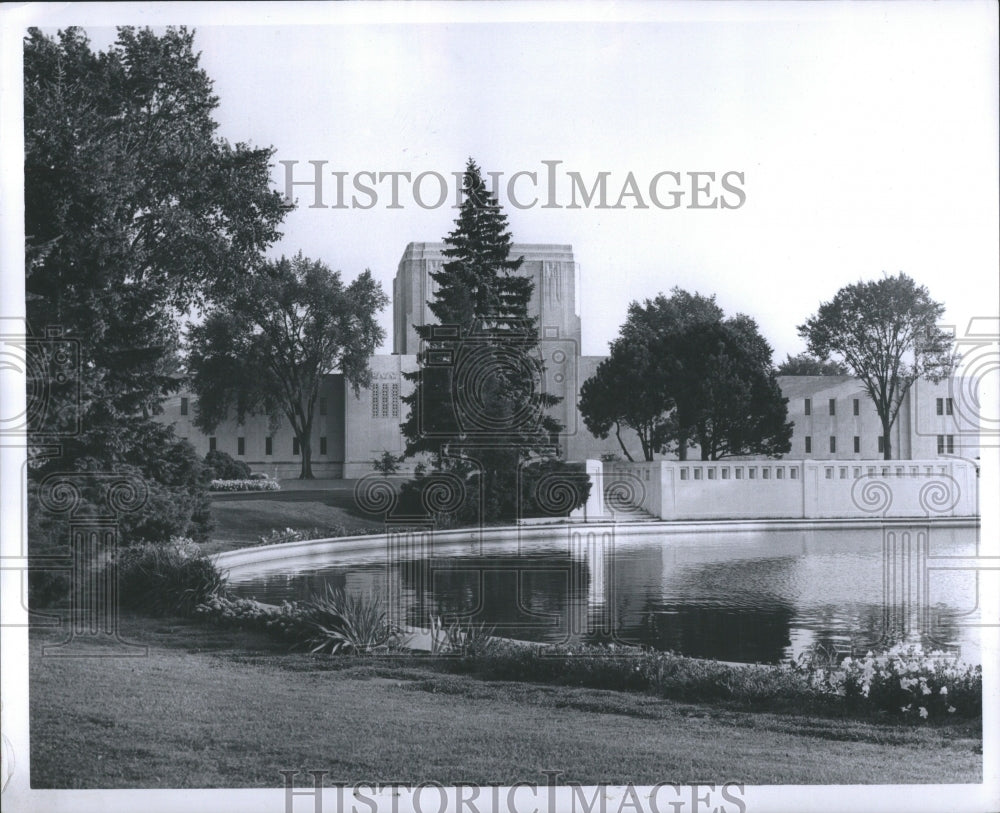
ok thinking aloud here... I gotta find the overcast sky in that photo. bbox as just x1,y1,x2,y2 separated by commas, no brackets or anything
8,2,1000,361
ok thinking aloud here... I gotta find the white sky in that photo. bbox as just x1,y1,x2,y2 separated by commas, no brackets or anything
6,1,1000,362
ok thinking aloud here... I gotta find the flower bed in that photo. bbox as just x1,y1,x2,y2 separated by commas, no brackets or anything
792,643,980,720
209,478,281,492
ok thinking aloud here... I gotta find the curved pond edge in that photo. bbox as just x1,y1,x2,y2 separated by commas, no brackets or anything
215,514,980,575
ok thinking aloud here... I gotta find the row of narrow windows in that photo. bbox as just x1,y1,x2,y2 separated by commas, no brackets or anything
802,397,954,416
207,436,331,456
802,435,954,455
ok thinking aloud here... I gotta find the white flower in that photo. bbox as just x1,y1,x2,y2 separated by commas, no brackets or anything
939,686,948,695
901,704,911,712
921,683,931,696
918,707,928,719
948,706,956,713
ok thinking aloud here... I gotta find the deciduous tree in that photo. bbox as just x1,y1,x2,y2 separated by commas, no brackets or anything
187,253,388,479
776,353,849,376
798,273,954,460
24,26,289,552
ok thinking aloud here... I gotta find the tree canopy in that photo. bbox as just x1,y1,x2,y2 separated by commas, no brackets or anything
580,288,792,461
24,26,290,550
187,253,388,478
776,353,849,376
798,273,954,460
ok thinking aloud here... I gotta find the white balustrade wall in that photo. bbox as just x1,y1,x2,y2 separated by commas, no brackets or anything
600,459,978,520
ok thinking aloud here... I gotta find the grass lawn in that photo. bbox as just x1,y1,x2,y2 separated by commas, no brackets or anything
205,479,385,555
30,614,983,788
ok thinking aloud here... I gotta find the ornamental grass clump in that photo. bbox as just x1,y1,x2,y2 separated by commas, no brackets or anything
792,642,981,720
300,585,396,655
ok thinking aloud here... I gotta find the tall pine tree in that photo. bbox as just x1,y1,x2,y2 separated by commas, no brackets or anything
400,159,563,521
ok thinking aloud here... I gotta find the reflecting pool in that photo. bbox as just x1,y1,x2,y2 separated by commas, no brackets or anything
227,524,982,664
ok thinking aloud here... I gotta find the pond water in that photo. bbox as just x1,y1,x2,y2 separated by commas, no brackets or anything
227,524,982,665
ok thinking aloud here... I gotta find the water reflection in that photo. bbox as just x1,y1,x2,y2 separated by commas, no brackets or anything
228,525,981,664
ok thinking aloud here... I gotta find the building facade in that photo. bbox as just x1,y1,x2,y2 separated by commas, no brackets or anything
161,242,978,477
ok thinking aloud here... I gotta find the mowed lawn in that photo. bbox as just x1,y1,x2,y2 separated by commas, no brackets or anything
30,615,983,788
205,479,387,554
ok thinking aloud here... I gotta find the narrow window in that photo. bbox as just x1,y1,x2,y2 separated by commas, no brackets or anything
371,387,378,417
804,398,811,416
180,397,189,416
946,398,953,416
825,467,833,480
237,437,245,456
804,436,812,454
936,398,943,415
748,467,757,479
693,468,702,480
829,398,836,416
391,383,400,418
381,384,389,417
946,435,954,454
853,399,859,416
790,468,798,480
762,468,770,480
293,437,300,456
265,436,273,456
721,467,729,479
707,468,716,480
776,467,784,479
209,437,217,452
936,435,944,454
320,436,328,455
839,467,848,479
679,468,688,481
735,468,743,480
853,436,860,454
829,436,836,454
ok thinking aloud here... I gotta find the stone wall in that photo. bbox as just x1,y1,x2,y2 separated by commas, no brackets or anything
602,459,978,520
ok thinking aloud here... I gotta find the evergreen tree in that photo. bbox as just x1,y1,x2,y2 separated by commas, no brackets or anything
400,159,563,521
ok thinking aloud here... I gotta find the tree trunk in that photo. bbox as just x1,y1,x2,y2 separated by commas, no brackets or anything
299,434,314,478
881,414,893,460
614,423,634,462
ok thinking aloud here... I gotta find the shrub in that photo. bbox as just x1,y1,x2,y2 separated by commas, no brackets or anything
371,450,402,476
204,449,251,481
395,458,592,525
117,537,227,616
209,478,280,492
520,459,592,517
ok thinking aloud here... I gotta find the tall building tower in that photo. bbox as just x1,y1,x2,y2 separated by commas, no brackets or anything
392,242,582,354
